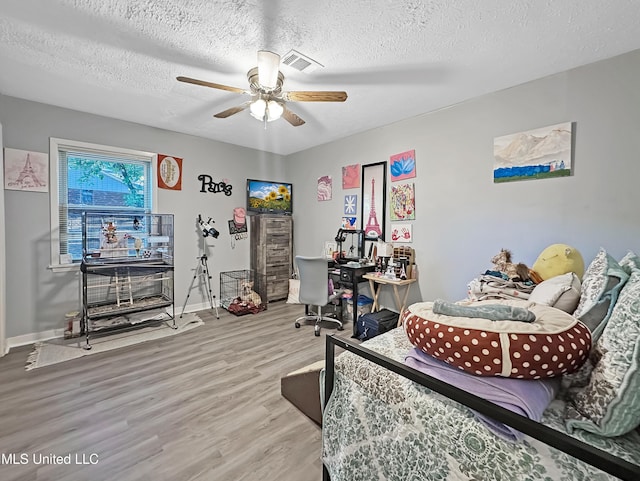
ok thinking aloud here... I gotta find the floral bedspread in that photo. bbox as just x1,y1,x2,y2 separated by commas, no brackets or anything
321,328,640,481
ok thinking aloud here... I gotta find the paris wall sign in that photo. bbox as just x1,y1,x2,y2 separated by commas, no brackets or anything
360,161,387,241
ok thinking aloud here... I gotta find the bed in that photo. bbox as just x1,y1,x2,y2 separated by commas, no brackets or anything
320,249,640,481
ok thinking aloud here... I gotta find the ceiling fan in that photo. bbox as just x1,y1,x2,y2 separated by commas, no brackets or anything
177,50,347,127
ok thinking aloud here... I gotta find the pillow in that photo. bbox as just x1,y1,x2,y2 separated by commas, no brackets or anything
403,299,591,379
529,272,581,313
572,248,629,341
564,267,640,437
532,244,585,281
619,250,640,274
553,277,582,314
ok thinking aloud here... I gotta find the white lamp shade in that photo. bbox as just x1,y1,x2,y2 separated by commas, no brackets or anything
257,50,280,89
250,99,283,122
266,100,284,121
249,98,267,120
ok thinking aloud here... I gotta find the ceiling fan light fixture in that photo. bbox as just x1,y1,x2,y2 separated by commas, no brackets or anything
266,100,284,121
257,50,280,89
178,48,346,128
249,98,283,122
249,98,267,120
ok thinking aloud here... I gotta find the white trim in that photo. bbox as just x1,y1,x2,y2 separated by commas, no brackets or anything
181,301,219,314
49,137,158,269
7,328,65,350
48,263,80,273
5,302,215,352
0,124,6,356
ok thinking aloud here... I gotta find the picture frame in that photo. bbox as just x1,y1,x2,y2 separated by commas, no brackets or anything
360,161,387,240
391,223,413,243
493,122,573,183
317,175,332,201
389,149,416,182
4,148,49,192
342,163,360,189
344,194,357,215
389,183,415,221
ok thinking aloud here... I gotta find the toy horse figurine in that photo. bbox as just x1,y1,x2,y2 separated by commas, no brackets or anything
491,248,533,282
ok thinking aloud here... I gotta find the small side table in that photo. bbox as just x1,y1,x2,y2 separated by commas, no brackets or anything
363,273,416,325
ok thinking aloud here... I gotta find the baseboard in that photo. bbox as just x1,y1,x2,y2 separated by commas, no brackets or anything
7,302,217,351
7,328,65,350
176,301,217,316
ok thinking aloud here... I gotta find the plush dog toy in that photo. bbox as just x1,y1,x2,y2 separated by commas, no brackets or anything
491,248,539,283
241,281,262,306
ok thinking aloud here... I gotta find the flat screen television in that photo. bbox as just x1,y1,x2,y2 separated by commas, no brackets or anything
246,179,293,215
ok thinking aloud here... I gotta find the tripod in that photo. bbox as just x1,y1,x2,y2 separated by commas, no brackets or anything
180,254,220,319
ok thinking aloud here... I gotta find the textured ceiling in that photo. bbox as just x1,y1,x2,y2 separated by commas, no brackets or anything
1,0,640,155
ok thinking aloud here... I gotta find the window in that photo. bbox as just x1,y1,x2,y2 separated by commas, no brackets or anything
49,138,157,269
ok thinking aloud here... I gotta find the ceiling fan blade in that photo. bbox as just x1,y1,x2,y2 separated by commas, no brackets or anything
257,50,281,89
214,101,252,118
177,76,247,94
282,90,348,102
282,106,305,126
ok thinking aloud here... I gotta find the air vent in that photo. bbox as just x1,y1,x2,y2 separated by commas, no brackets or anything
281,49,323,74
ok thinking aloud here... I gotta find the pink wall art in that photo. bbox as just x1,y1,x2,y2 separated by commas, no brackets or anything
391,223,413,243
342,164,360,189
317,175,332,201
390,149,416,182
4,148,48,192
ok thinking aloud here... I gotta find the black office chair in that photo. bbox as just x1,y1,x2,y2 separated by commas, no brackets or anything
294,256,344,336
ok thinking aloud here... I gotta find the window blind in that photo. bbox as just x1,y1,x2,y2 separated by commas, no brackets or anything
57,145,153,258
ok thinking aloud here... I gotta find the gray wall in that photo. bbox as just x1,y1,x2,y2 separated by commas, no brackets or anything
2,48,640,339
0,96,286,339
286,49,640,307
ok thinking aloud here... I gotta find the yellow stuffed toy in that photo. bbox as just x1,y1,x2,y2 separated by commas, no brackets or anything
532,244,585,281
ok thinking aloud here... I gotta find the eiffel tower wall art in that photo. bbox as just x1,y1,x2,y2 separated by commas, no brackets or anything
360,161,387,241
3,148,49,193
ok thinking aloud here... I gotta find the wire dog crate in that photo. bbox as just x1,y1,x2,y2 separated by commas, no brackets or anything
220,269,267,315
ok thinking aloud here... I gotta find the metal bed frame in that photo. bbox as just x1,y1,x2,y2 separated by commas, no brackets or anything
323,334,640,481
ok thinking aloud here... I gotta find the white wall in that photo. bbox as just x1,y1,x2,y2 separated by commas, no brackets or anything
286,49,640,307
0,96,287,341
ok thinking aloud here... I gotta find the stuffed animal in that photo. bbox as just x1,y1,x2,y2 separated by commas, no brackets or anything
240,281,262,306
532,244,584,280
490,248,537,282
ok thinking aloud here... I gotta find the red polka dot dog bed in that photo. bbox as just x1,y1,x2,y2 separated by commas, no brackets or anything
402,299,591,379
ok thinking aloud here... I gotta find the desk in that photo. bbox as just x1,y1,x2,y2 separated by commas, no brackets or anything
363,273,416,325
330,263,376,337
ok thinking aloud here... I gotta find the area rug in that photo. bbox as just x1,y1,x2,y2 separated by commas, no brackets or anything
25,313,203,371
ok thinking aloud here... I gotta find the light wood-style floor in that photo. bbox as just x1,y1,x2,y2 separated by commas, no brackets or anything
0,302,352,481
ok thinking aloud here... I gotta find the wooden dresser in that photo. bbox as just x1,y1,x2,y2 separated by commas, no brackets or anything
250,214,293,302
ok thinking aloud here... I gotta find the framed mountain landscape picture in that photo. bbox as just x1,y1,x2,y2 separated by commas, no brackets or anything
493,122,573,183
